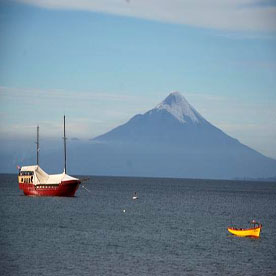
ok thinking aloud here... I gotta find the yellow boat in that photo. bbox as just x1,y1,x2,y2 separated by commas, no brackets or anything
228,220,262,238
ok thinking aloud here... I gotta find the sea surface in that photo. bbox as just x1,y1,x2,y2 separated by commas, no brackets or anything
0,174,276,276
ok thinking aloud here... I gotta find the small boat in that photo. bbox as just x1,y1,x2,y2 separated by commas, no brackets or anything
227,220,262,238
18,116,81,197
132,192,138,200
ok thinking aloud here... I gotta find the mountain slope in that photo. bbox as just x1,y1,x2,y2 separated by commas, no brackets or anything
5,92,275,179
88,91,276,179
94,91,239,147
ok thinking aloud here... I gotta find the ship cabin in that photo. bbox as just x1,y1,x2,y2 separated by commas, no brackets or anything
18,165,79,187
18,165,50,186
18,170,34,184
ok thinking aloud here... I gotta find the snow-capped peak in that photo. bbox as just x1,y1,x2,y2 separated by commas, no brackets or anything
155,91,200,123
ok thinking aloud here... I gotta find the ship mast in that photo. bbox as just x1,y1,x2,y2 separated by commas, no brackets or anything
36,125,39,166
63,115,67,174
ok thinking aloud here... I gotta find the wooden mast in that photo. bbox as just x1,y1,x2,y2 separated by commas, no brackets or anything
36,125,39,166
63,115,67,173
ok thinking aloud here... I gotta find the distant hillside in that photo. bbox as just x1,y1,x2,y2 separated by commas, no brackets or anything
2,92,276,179
85,91,276,179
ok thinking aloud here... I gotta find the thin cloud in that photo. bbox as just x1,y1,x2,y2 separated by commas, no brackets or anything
1,86,276,157
0,86,136,102
16,0,276,32
0,86,148,139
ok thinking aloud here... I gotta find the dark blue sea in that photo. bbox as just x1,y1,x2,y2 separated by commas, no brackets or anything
0,174,276,276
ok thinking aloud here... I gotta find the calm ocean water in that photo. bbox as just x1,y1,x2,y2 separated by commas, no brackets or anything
0,174,276,276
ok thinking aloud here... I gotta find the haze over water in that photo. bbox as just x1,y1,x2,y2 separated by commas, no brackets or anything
1,174,276,275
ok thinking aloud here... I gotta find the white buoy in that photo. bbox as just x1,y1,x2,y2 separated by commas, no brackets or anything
123,209,126,213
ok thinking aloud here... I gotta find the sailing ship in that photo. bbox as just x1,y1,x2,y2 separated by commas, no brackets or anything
18,116,81,196
227,220,262,238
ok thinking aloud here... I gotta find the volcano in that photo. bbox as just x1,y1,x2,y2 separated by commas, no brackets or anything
87,91,276,179
94,91,236,146
10,92,276,179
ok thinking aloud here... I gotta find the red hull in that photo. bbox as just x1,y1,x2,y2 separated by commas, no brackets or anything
19,180,80,197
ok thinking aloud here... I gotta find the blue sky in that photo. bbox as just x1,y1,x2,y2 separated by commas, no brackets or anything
0,0,276,158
